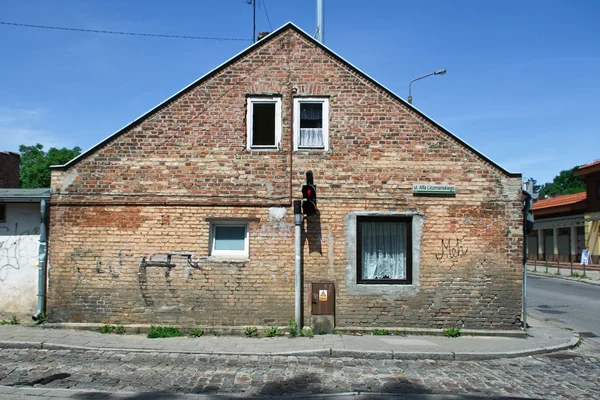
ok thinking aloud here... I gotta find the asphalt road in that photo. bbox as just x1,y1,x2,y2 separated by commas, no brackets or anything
527,274,600,337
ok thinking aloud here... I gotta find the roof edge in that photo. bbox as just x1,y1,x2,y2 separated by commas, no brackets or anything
51,21,520,178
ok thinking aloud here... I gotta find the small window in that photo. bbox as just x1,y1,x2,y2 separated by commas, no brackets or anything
247,97,281,149
357,216,412,284
0,204,6,223
293,98,329,150
596,178,600,201
210,222,249,257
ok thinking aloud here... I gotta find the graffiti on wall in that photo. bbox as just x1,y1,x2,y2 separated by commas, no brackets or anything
435,238,469,260
0,224,40,282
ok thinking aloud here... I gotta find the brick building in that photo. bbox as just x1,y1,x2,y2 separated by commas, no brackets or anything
0,151,20,188
48,23,523,330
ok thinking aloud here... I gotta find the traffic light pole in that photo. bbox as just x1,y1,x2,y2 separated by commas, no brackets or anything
294,200,303,330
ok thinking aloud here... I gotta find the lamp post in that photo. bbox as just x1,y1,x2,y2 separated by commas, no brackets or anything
408,69,447,104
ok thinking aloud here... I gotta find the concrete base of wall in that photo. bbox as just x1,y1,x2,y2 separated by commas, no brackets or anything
311,315,335,334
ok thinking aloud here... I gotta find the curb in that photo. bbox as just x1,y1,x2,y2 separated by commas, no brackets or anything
0,333,580,361
527,271,600,286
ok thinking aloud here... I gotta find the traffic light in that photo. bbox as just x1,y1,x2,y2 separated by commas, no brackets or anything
302,171,317,216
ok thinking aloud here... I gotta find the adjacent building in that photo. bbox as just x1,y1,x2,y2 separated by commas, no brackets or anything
47,23,523,330
0,152,50,320
529,160,600,265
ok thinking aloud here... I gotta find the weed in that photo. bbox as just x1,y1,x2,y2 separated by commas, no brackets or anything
189,328,204,338
135,327,142,334
243,326,258,338
300,327,314,338
571,273,581,278
35,312,47,325
554,270,561,275
98,324,115,334
114,325,126,335
212,330,221,336
288,319,299,338
264,325,282,338
371,329,391,336
316,327,327,335
581,275,589,279
443,326,461,338
332,330,341,335
147,326,184,339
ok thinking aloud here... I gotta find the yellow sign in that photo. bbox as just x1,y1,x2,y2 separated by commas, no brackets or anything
319,289,328,302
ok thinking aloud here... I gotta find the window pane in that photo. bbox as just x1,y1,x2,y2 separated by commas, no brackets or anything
214,226,246,251
361,222,407,280
252,103,276,146
300,103,322,128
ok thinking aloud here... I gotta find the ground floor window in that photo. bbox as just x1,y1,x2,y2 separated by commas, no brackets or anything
356,216,412,284
210,222,249,257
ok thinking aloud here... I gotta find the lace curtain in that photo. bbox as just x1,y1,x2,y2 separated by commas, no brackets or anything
299,128,324,147
361,222,407,280
299,103,324,147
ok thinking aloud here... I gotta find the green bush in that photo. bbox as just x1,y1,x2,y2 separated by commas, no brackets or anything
264,325,282,338
372,329,391,336
443,326,461,338
114,325,126,335
243,326,258,338
147,326,184,338
189,328,204,338
288,319,299,337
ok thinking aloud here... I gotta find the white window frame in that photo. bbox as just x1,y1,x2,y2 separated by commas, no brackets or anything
293,97,329,151
210,221,249,258
247,97,282,150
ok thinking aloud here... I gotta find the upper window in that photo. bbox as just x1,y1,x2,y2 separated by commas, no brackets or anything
357,216,412,285
293,98,329,151
0,204,5,223
210,221,249,257
247,97,281,150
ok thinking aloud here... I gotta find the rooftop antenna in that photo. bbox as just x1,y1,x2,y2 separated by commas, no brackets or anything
245,0,257,43
316,0,324,43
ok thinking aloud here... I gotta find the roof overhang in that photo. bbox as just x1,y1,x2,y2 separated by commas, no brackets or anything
0,189,51,203
533,214,585,230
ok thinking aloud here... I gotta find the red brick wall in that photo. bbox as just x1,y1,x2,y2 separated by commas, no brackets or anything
0,152,20,188
48,27,523,329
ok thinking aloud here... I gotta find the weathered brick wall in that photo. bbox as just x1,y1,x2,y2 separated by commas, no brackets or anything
48,27,522,329
0,151,20,188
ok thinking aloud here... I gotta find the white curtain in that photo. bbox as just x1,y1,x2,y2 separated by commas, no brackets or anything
299,128,324,147
361,222,406,280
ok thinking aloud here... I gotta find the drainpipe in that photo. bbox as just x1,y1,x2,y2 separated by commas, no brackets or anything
32,199,48,321
294,200,303,329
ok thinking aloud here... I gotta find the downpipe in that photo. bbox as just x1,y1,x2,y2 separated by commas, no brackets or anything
32,199,48,321
294,200,303,329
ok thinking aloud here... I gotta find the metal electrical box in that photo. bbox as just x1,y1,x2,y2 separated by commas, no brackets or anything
311,282,335,315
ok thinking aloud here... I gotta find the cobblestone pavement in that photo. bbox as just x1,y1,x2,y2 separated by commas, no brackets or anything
1,339,599,399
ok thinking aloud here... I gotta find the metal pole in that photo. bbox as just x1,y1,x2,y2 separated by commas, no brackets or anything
316,0,324,43
294,200,303,329
522,222,528,332
253,0,256,43
33,199,48,321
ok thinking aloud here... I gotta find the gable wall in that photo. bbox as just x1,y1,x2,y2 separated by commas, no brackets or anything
48,29,523,329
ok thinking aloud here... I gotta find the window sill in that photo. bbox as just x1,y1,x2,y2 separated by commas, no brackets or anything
207,256,249,264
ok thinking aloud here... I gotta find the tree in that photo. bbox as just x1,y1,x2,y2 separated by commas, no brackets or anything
537,166,586,198
19,144,81,188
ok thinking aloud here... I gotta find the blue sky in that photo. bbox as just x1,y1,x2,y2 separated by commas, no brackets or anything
1,0,598,185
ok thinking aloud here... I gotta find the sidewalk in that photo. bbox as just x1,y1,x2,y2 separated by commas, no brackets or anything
0,316,578,361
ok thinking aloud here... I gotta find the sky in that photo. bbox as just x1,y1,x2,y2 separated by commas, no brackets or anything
1,0,598,185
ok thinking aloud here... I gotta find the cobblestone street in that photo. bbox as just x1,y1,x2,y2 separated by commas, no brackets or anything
1,339,599,399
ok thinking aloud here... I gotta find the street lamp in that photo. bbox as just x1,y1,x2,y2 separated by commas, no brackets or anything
408,69,447,104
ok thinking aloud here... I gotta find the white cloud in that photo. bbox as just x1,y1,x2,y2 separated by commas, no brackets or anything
0,107,72,152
